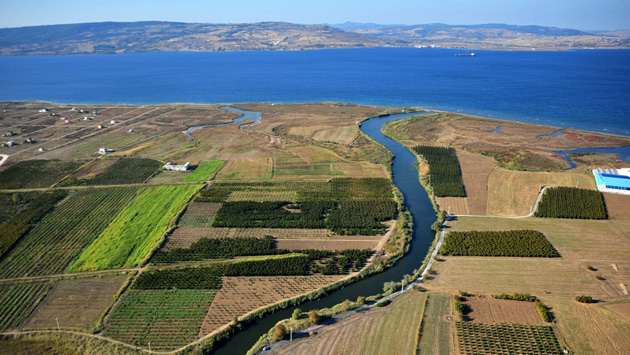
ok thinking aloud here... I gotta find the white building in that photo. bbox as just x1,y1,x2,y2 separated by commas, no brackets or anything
163,162,191,171
98,147,114,154
593,168,630,195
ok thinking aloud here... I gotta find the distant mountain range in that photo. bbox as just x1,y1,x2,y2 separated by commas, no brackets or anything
0,21,628,55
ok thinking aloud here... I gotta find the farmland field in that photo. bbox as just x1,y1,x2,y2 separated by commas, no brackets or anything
215,158,273,180
417,293,454,355
440,230,559,257
177,202,222,228
0,281,51,330
464,296,545,325
535,187,607,219
455,322,564,355
22,274,130,330
311,125,359,145
486,168,595,216
104,289,215,351
83,158,162,185
0,160,82,189
199,275,344,336
69,184,200,272
0,331,142,355
273,291,427,355
0,188,139,278
183,160,224,182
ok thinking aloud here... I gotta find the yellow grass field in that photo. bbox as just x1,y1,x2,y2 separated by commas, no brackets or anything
311,125,359,145
417,292,454,355
486,168,596,216
215,158,273,180
429,217,630,301
274,291,428,355
23,274,130,330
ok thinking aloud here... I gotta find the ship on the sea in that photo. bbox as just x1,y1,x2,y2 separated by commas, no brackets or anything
455,52,476,57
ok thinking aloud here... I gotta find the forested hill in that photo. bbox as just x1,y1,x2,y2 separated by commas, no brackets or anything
0,21,628,55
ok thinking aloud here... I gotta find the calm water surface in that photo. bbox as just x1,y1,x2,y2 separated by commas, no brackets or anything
0,48,628,135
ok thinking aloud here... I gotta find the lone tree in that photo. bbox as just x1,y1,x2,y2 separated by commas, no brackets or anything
274,323,287,341
308,310,320,325
292,308,302,320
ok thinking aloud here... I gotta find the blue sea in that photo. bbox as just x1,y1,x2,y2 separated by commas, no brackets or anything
0,48,628,135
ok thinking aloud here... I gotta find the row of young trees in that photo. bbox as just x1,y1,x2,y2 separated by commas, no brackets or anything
133,267,223,290
223,255,310,276
535,187,607,219
412,145,466,197
441,230,560,257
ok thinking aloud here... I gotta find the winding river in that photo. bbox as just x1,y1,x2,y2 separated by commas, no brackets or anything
211,110,436,354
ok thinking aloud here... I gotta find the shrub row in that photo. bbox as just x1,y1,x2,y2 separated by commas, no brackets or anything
133,267,222,290
223,255,310,276
412,146,465,197
535,187,607,219
441,230,560,257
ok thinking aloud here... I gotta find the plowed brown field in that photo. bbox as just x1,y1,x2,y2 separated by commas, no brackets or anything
464,295,544,325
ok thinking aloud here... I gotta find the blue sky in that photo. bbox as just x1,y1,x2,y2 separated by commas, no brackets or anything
1,0,628,30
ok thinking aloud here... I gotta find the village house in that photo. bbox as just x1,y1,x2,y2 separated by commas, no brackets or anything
163,162,191,171
98,147,114,154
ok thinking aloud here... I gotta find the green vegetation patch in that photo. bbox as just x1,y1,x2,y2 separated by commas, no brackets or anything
0,188,139,279
0,191,45,225
456,322,564,355
0,191,66,259
412,146,466,197
69,184,200,272
0,281,52,330
184,160,225,182
223,254,310,276
104,289,214,351
535,187,607,219
0,160,82,189
441,230,559,257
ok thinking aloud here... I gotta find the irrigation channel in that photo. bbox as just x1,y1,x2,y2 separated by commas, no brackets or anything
209,109,436,354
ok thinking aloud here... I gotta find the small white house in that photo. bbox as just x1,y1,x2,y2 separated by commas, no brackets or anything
39,108,48,113
98,147,114,154
163,162,191,171
110,120,118,124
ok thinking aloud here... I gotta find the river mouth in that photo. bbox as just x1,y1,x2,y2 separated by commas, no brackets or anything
183,106,261,141
211,109,437,355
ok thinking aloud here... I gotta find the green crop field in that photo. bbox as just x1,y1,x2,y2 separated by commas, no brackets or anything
412,146,466,197
69,184,200,272
103,289,215,351
441,230,560,257
0,188,139,278
183,160,224,182
0,281,52,330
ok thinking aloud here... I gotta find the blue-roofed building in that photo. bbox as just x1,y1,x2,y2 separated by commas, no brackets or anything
593,168,630,195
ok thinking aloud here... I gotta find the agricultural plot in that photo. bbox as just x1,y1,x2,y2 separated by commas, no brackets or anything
0,191,66,259
0,281,51,330
455,322,564,355
535,187,607,219
0,191,44,225
82,158,162,185
70,184,200,272
104,289,215,351
0,188,138,278
441,230,559,257
464,296,544,325
226,189,297,202
273,163,342,177
151,236,279,263
311,125,359,145
274,238,379,251
0,160,82,189
215,158,273,180
413,145,466,197
183,160,224,182
273,291,427,355
177,202,222,228
22,274,130,330
199,275,344,336
417,293,454,355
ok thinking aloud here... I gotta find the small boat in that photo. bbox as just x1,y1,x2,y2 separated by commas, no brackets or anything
455,52,476,57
